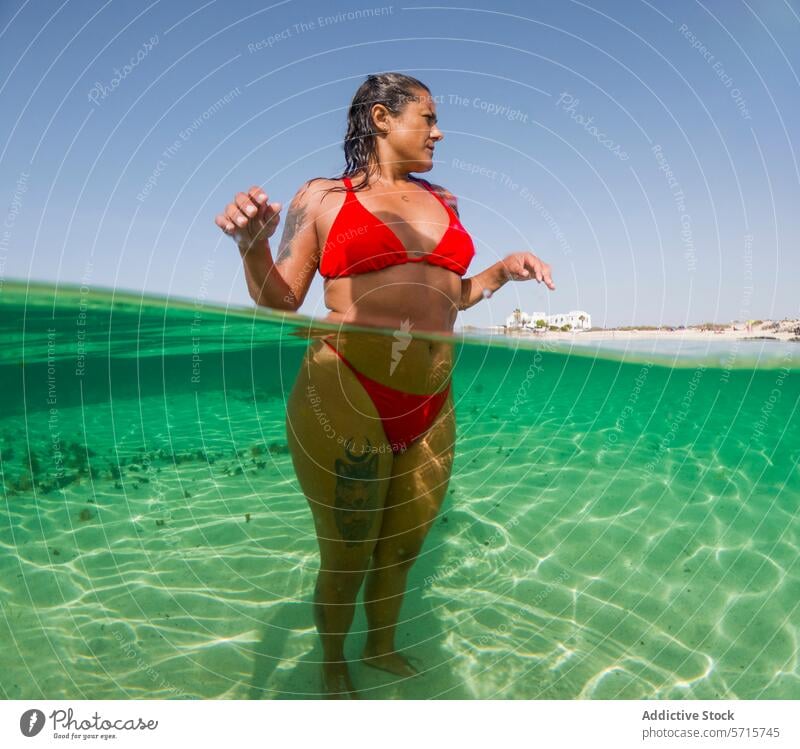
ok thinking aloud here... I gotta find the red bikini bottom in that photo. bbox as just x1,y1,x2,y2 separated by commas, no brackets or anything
322,339,451,454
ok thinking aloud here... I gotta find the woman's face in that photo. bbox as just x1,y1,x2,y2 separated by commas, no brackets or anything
373,88,443,172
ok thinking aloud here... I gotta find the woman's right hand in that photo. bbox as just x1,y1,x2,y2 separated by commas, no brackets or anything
215,185,282,253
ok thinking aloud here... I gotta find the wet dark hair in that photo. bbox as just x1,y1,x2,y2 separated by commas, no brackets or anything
310,72,431,196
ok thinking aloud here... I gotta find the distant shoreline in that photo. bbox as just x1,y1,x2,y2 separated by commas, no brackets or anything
479,321,800,343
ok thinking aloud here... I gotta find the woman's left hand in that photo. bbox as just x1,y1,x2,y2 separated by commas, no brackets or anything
500,252,556,290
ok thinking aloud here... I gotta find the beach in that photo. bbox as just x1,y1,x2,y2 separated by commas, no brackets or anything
500,320,800,343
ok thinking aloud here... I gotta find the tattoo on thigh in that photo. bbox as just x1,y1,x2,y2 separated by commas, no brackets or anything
333,438,380,547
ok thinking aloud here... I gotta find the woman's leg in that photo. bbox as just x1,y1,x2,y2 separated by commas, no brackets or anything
362,392,456,676
286,341,393,697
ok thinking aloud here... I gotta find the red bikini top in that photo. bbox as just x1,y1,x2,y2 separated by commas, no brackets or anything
319,175,475,279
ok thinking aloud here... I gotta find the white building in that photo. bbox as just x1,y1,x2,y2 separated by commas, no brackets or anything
505,309,592,331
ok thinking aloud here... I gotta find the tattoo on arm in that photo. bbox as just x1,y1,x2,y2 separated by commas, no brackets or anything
333,439,381,547
275,199,307,264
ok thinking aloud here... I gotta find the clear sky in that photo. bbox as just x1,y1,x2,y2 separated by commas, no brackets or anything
1,0,798,328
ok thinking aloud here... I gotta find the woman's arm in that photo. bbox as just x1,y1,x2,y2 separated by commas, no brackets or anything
239,238,294,310
459,253,556,309
218,182,321,311
247,181,322,311
458,263,509,310
460,252,556,309
427,182,556,311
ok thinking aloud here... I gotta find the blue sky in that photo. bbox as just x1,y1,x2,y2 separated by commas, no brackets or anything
1,0,798,328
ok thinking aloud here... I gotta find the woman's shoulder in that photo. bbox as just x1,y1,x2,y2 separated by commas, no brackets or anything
300,176,344,195
304,176,345,189
294,177,348,214
417,177,460,216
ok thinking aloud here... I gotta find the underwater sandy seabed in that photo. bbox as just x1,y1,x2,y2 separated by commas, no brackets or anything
1,284,798,699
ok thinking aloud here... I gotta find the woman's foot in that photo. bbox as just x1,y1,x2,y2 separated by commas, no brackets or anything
361,647,422,677
321,661,359,699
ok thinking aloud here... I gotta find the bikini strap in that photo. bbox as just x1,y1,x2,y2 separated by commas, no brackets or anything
412,175,439,199
342,176,361,203
412,176,456,220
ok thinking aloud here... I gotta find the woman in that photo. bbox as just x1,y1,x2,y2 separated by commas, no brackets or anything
215,72,555,698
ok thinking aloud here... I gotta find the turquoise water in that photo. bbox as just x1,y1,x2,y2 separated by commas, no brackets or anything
1,281,799,699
